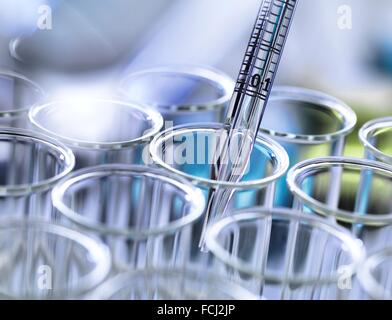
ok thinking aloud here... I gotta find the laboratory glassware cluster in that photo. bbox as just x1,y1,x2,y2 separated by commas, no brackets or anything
0,1,392,301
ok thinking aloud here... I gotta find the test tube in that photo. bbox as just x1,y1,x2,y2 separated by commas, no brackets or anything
52,164,205,272
149,123,289,261
287,156,392,299
358,248,392,300
0,128,75,220
119,66,234,126
88,267,258,300
0,70,45,128
28,99,163,168
260,86,357,207
359,117,392,165
205,207,365,300
0,217,111,299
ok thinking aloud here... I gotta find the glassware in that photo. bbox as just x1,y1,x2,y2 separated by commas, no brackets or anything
359,117,392,165
287,156,392,253
358,247,392,300
0,127,75,219
0,70,45,128
206,207,365,300
88,267,258,300
52,164,205,272
119,66,234,126
28,99,163,168
0,217,111,299
149,122,289,261
260,86,357,207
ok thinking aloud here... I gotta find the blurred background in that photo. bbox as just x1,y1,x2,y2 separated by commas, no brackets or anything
0,0,391,155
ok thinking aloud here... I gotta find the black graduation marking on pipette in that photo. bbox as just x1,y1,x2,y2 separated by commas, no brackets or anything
224,0,272,130
215,0,297,182
226,0,297,131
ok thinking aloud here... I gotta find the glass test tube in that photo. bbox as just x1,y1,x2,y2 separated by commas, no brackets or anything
358,248,392,300
119,66,234,126
260,86,357,207
28,99,163,169
88,267,258,300
0,70,45,128
205,207,365,300
359,117,392,165
287,157,392,253
0,217,111,299
0,128,75,220
149,123,289,263
52,164,205,272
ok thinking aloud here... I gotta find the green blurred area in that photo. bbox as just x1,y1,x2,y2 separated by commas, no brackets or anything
302,106,391,211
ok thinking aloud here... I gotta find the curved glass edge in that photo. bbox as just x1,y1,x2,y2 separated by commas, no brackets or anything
149,122,289,189
287,156,392,225
52,164,206,238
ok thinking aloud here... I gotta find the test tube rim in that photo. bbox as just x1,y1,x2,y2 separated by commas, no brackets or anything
28,99,164,150
52,164,206,238
287,156,392,225
359,116,392,165
358,247,392,300
0,216,111,299
0,69,46,117
0,127,75,196
259,86,357,145
205,206,365,285
118,65,235,112
87,267,259,300
149,122,289,190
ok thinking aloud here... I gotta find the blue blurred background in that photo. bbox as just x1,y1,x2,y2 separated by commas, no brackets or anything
0,0,391,155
